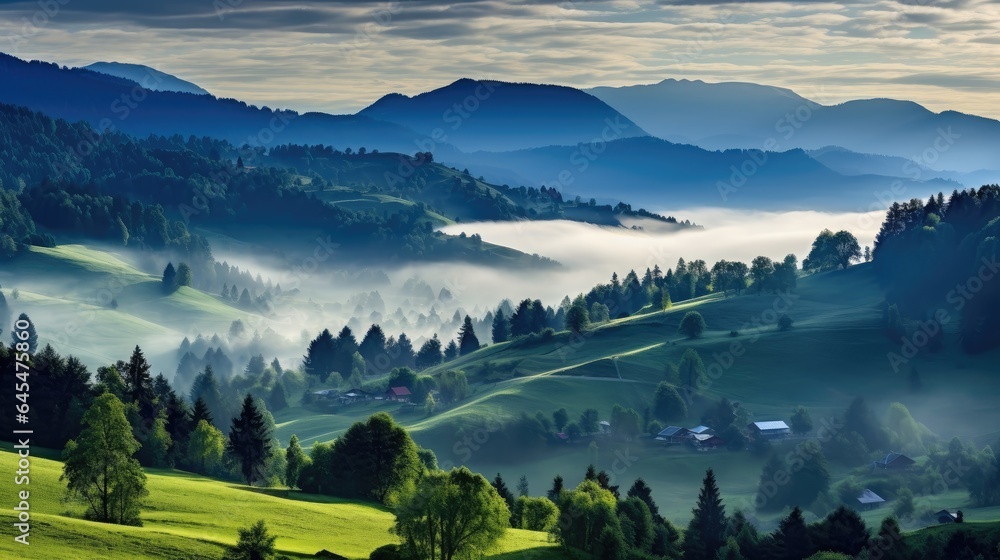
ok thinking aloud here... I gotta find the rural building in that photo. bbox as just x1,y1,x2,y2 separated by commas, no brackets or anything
689,425,715,436
932,509,958,523
656,426,691,444
339,388,371,404
873,452,916,470
599,421,612,434
690,433,725,450
312,389,339,400
856,489,885,510
748,421,791,440
385,386,412,402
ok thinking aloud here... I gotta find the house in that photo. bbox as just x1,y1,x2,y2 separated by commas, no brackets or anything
339,388,371,404
385,386,412,402
932,509,958,524
689,425,715,436
656,426,691,444
311,389,339,400
873,452,916,470
748,421,791,440
856,489,885,510
690,433,726,450
598,421,612,434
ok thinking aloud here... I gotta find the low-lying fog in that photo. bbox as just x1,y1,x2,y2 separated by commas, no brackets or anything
434,208,886,305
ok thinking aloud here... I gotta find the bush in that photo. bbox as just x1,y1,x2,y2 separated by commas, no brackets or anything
369,544,412,560
778,314,794,331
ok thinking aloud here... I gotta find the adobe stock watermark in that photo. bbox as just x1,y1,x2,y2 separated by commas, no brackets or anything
886,254,999,372
4,0,70,55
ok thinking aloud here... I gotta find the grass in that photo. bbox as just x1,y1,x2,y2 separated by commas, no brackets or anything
0,447,565,560
272,264,1000,530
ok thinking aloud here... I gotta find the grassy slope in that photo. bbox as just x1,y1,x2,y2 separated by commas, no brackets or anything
274,264,1000,527
0,245,260,368
0,448,568,560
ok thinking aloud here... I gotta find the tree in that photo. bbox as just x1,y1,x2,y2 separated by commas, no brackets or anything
565,303,590,333
653,382,688,422
610,404,641,441
359,324,388,369
162,262,177,291
679,311,707,338
716,537,746,560
268,383,288,412
437,369,468,403
61,393,148,525
812,505,869,556
443,339,459,362
121,345,155,418
222,520,277,560
514,496,559,531
750,256,775,294
176,262,193,287
805,229,861,271
867,516,908,560
893,487,915,520
678,348,707,392
227,394,273,486
491,308,511,343
517,475,530,497
682,469,728,560
580,408,600,434
492,473,516,514
394,467,510,560
778,314,793,331
458,316,480,356
548,475,564,501
303,329,338,382
552,408,569,433
831,230,862,270
627,478,661,521
285,434,308,489
773,507,814,560
11,313,37,353
187,419,225,475
415,335,443,369
790,406,813,435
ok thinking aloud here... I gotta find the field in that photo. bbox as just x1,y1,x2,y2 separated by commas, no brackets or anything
272,264,1000,529
0,446,570,560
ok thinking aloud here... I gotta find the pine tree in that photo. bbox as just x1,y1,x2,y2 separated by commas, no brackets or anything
303,329,338,382
268,383,288,412
491,307,511,343
773,506,813,560
548,475,564,501
443,339,459,361
191,397,214,427
415,335,443,369
227,394,273,486
627,478,661,521
11,313,38,353
285,434,307,489
682,469,728,560
162,262,177,292
121,346,155,419
176,262,193,287
458,315,480,355
491,473,515,513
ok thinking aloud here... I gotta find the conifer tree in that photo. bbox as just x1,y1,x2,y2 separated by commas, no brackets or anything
227,394,273,486
682,468,728,560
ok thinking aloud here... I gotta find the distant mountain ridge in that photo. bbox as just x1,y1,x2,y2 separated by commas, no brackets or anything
83,62,211,95
359,78,648,152
587,78,1000,173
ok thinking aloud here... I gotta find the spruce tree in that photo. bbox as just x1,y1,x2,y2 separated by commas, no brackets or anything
627,478,661,521
227,394,273,486
682,468,728,560
11,313,37,353
491,307,511,343
162,262,177,292
773,506,813,560
121,346,155,419
285,434,307,489
491,473,515,513
458,315,480,355
548,475,564,501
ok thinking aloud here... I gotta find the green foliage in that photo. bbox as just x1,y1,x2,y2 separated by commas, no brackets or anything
491,308,512,343
678,348,707,392
514,496,560,532
61,393,148,525
652,382,687,422
804,229,861,271
610,404,641,441
554,480,619,553
566,303,590,333
415,335,443,369
679,311,707,338
227,395,274,486
394,467,510,560
773,507,813,560
187,419,226,477
298,412,421,504
437,370,468,404
176,262,193,287
458,315,480,355
810,505,869,557
284,435,308,489
790,406,813,435
221,520,277,560
682,469,728,560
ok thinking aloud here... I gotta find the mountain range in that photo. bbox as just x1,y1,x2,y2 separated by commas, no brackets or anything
0,52,995,210
83,62,211,96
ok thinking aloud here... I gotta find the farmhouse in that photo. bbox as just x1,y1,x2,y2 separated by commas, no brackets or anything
385,386,412,402
689,425,715,436
873,452,916,470
932,509,958,523
690,433,725,450
655,426,691,444
339,388,371,404
856,489,885,510
748,421,791,440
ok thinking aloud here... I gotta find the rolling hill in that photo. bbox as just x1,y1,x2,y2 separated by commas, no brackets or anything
0,446,568,560
359,79,648,152
272,264,1000,527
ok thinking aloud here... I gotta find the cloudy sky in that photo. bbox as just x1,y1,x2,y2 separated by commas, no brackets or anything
2,0,999,117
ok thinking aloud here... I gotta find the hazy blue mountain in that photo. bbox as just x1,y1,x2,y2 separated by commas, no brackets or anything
83,61,211,95
808,145,1000,188
359,79,648,152
0,53,445,155
451,136,958,210
588,79,1000,172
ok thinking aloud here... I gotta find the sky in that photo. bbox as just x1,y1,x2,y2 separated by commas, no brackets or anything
2,0,999,118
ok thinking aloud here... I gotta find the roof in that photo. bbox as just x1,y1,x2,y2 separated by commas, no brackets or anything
689,425,713,434
599,421,611,426
657,426,689,437
692,433,721,442
882,452,915,466
751,421,790,431
933,509,957,518
857,489,885,504
387,386,412,396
